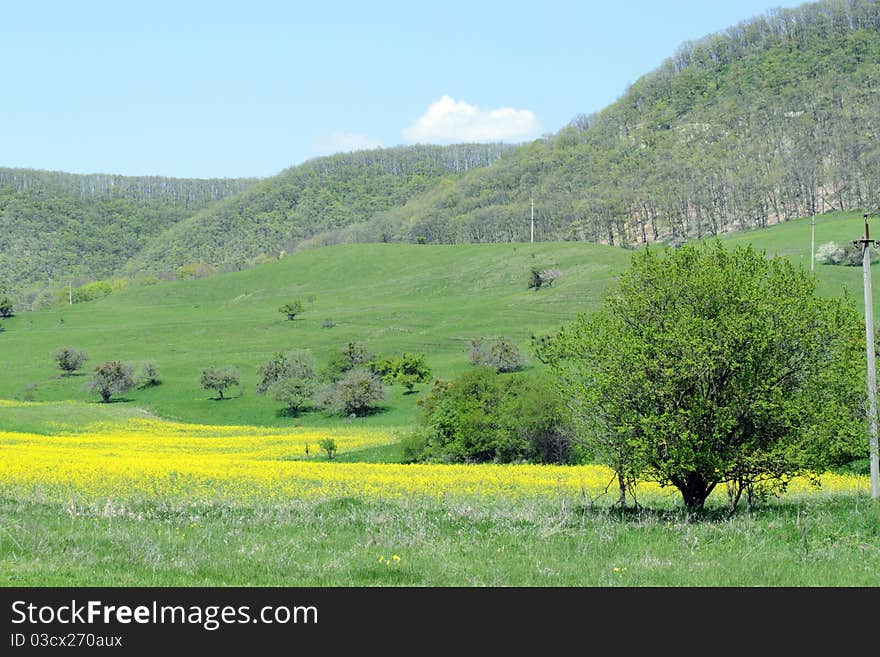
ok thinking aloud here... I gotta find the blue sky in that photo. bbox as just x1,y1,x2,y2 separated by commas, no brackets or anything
2,0,809,179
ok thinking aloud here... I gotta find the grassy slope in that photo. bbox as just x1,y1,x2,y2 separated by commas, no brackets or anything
0,241,627,431
3,212,880,587
0,210,875,433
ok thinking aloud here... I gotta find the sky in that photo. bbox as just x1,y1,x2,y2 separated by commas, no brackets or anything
1,0,811,179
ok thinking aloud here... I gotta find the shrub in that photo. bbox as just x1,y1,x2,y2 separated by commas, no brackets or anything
0,296,13,318
319,438,338,459
200,366,240,400
324,342,373,381
279,300,304,320
87,361,135,403
469,337,523,373
528,267,562,290
321,318,337,329
816,241,843,265
320,368,385,417
270,376,317,416
54,347,88,375
409,368,576,464
371,353,431,393
176,263,217,279
138,362,161,388
256,350,316,394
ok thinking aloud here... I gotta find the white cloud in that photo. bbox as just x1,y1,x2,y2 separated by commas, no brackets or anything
403,95,541,144
311,131,384,156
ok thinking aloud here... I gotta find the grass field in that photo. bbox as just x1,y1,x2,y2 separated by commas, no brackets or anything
2,210,880,586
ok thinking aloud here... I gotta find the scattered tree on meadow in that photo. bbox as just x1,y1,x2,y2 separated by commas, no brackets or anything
256,349,317,415
0,296,13,318
537,241,866,511
279,300,304,321
324,342,374,381
53,347,88,375
528,267,561,290
320,367,385,417
403,367,575,465
138,361,160,388
319,437,338,459
371,353,432,393
200,366,240,400
87,360,135,403
469,337,523,373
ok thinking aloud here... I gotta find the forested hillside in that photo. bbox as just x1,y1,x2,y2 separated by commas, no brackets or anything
0,169,257,307
124,144,512,274
336,0,880,246
4,0,878,304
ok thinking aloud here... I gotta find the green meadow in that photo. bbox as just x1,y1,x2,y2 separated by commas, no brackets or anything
2,210,880,586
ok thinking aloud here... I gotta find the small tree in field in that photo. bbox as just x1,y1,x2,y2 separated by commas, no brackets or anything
529,267,561,290
538,241,865,511
469,337,523,373
372,353,432,393
200,366,240,400
256,349,317,415
321,368,385,417
0,296,13,318
54,347,88,375
319,437,338,459
87,361,135,403
279,300,304,321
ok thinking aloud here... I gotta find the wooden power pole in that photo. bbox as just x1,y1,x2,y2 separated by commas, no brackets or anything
853,214,880,500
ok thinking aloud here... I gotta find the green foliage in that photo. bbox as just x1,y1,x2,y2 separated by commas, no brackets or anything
256,349,317,415
409,367,575,464
199,366,240,400
0,168,256,308
125,144,512,274
138,362,160,388
468,337,523,373
320,367,385,417
345,1,880,248
0,296,13,318
539,241,867,511
279,300,304,321
528,267,561,290
53,347,88,374
176,263,217,280
86,361,135,403
319,437,338,459
324,342,374,382
371,353,431,393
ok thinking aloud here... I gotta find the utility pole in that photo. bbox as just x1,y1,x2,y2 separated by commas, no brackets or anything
530,196,535,244
853,213,880,500
810,216,815,272
68,281,72,305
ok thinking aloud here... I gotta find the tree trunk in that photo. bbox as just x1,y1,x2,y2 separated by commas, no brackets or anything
218,389,224,400
101,390,111,403
675,472,714,511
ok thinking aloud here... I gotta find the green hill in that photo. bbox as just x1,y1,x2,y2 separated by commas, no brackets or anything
0,209,876,432
124,144,513,275
340,0,880,247
0,168,257,308
0,240,627,429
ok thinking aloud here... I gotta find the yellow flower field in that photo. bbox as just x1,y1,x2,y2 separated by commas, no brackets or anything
0,415,871,506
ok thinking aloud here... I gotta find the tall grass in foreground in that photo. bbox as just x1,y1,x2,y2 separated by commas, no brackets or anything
2,494,878,586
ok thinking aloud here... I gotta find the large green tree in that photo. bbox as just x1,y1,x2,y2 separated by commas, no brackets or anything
539,241,866,511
